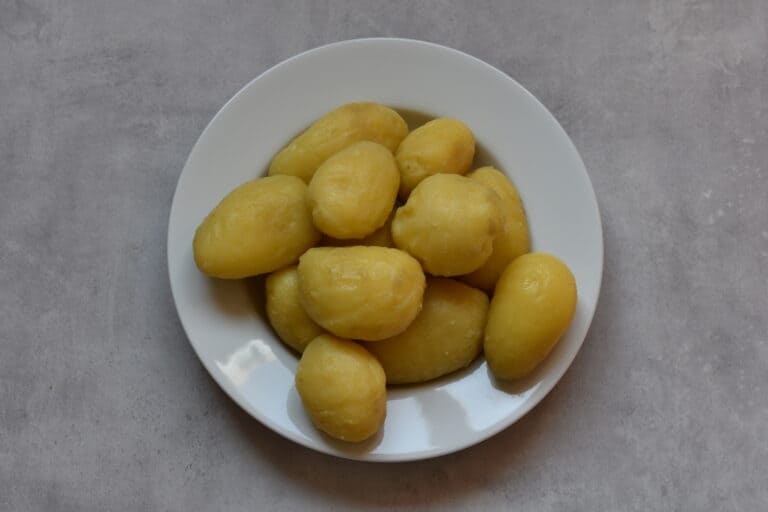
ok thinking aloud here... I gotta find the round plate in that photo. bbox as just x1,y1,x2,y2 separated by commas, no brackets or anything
167,38,603,462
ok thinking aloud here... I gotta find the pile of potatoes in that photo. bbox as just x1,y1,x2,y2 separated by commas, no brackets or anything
193,103,577,443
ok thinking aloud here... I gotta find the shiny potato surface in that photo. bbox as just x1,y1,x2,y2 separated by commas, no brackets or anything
296,335,386,442
364,278,489,384
462,166,531,290
484,253,577,380
395,118,475,197
297,246,425,341
307,141,399,239
265,266,324,353
193,175,320,278
391,174,502,276
322,208,396,248
268,102,408,183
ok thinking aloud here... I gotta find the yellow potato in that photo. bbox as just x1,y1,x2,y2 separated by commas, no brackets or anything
297,246,425,341
307,141,399,239
392,174,502,276
296,335,386,442
463,166,531,290
265,266,324,353
193,176,320,278
364,278,488,384
485,253,577,380
395,118,475,197
268,102,409,183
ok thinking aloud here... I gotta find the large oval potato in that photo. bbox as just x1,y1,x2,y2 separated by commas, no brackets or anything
307,141,399,239
265,266,324,353
392,174,502,276
296,335,386,442
395,118,475,197
463,166,531,290
322,208,396,248
193,175,320,278
268,103,409,183
364,278,488,384
297,246,425,341
485,253,577,380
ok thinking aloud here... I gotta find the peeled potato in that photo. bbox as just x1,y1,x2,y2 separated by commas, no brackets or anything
268,102,409,183
485,253,577,380
307,141,399,239
364,278,488,384
322,209,396,248
392,174,502,276
193,175,320,278
463,166,531,290
296,335,386,442
395,118,475,197
297,246,425,341
265,266,324,353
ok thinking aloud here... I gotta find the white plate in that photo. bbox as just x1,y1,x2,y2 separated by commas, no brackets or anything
167,38,603,462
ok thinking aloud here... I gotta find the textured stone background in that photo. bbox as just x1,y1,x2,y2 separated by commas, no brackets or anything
1,1,767,510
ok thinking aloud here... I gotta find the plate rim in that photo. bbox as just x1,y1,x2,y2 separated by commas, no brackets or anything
167,37,604,462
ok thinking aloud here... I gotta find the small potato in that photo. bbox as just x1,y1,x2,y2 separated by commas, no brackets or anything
265,266,324,353
322,209,396,248
307,141,399,239
463,166,531,290
268,103,409,183
364,278,488,384
485,253,577,380
296,335,386,442
297,246,425,341
392,174,502,276
395,118,475,197
193,176,320,278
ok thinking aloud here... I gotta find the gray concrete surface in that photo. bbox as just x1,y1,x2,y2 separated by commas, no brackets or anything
2,1,767,510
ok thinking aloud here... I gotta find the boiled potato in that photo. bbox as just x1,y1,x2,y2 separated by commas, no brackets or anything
307,141,399,239
485,253,577,380
296,335,386,442
392,174,502,276
297,246,425,341
364,278,488,384
322,209,396,248
463,166,530,290
193,175,320,278
268,103,409,183
265,266,324,353
395,118,475,197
